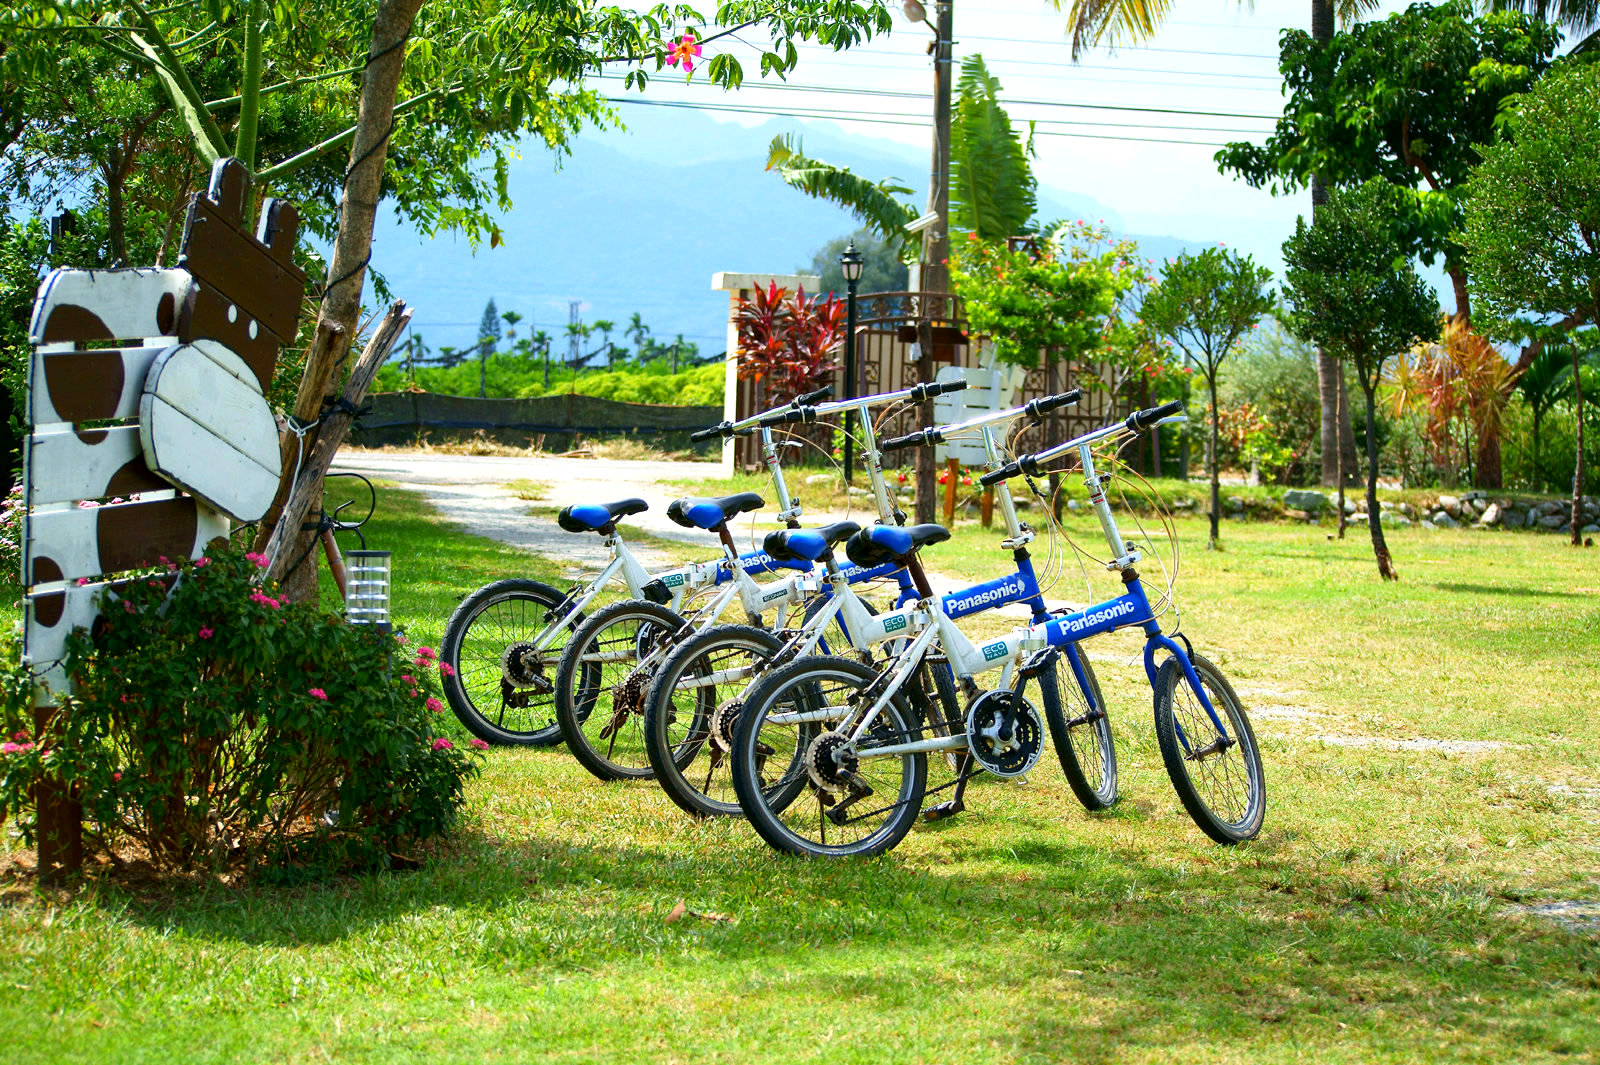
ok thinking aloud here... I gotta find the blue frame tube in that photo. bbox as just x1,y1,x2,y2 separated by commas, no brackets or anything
939,553,1050,623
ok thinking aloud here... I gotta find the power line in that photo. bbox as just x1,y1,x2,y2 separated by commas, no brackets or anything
603,97,1249,147
595,77,1280,121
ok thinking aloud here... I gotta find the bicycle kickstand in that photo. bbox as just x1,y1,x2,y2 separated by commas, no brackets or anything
923,752,976,822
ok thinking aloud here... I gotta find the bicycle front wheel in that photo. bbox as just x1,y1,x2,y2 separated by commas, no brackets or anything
440,578,577,746
731,656,926,858
644,624,784,818
555,599,689,781
1040,645,1118,810
1152,653,1265,844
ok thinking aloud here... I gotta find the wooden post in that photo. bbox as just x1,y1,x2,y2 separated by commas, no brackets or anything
34,706,80,882
981,486,994,529
944,457,959,524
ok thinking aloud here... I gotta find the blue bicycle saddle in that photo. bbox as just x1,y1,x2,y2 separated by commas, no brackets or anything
666,492,764,531
556,497,648,534
763,521,862,563
845,523,950,567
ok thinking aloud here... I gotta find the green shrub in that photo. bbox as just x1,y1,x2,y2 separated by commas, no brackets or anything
0,546,482,875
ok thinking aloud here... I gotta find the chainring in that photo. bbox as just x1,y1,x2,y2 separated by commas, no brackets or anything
965,689,1043,778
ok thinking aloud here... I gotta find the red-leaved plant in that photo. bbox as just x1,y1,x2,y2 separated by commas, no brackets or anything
735,281,845,404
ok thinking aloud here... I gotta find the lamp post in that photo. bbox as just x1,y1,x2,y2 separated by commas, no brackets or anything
839,240,865,483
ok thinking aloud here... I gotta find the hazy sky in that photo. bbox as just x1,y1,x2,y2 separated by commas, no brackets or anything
596,0,1414,245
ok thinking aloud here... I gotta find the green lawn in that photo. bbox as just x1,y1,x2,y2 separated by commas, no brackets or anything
3,487,1598,1064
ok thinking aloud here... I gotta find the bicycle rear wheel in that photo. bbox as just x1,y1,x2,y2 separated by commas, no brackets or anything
644,624,784,818
555,599,689,781
440,579,577,746
731,656,926,858
1152,653,1265,844
1040,645,1118,810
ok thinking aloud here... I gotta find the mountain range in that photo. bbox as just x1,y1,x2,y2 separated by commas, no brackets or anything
367,107,1279,358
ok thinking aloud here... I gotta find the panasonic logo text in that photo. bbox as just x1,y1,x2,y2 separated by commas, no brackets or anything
1057,599,1139,634
947,577,1024,614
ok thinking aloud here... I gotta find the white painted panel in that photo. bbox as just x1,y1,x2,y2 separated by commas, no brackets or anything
28,267,192,343
24,582,116,707
138,341,281,521
140,398,280,521
25,426,143,506
25,499,229,582
26,344,165,427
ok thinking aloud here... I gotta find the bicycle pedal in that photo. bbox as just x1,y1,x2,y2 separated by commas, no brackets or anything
922,799,965,822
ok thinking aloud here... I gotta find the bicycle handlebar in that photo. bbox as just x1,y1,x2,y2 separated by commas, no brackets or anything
1025,389,1082,419
880,427,941,452
979,401,1186,486
692,385,837,440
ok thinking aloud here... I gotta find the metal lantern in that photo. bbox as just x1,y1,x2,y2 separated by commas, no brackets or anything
344,549,392,631
839,240,865,482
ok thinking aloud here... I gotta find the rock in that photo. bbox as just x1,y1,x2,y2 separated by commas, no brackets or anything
1283,489,1329,512
1583,523,1600,536
1399,502,1417,518
1538,514,1564,530
1173,498,1196,510
1421,519,1436,530
1432,511,1460,528
1067,499,1081,511
1539,501,1564,517
1344,499,1358,515
1480,503,1502,526
1503,509,1526,529
1380,499,1395,511
847,486,872,498
1379,510,1411,528
1438,494,1461,517
1227,496,1245,511
1284,508,1311,522
1468,497,1488,515
805,473,834,486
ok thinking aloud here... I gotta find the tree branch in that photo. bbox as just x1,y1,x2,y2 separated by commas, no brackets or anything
125,0,230,163
205,63,365,111
235,0,264,169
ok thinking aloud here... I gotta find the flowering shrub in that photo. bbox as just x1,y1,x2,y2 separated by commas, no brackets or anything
0,546,482,874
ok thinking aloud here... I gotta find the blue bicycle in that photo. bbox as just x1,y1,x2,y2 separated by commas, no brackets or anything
729,401,1267,856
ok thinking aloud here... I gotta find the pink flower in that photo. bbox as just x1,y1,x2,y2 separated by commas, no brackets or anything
394,633,409,645
401,674,415,685
409,689,419,699
438,662,455,677
667,31,702,73
417,646,437,662
249,592,281,610
76,578,90,587
195,557,210,568
245,551,270,569
123,601,136,614
469,738,490,750
431,738,454,751
1,741,31,754
425,697,443,713
112,771,121,781
309,687,328,700
198,627,214,639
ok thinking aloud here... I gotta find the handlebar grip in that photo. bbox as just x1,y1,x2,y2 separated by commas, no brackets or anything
1025,390,1082,419
1125,400,1185,433
908,379,968,403
796,385,834,406
689,423,728,443
979,461,1022,487
881,429,932,452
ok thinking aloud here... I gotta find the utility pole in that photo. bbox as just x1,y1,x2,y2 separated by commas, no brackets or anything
913,0,953,524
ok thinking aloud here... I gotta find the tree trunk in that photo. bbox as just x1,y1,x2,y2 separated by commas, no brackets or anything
1309,0,1343,491
1573,344,1586,547
1474,430,1502,490
258,0,425,599
914,322,936,525
1047,359,1063,521
104,162,128,265
1532,410,1544,492
1208,367,1221,549
1361,378,1398,580
1336,372,1347,539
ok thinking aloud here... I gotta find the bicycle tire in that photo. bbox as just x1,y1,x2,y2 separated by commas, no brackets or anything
731,656,927,858
555,599,689,781
440,578,579,746
1152,653,1265,844
644,624,785,818
1040,645,1118,810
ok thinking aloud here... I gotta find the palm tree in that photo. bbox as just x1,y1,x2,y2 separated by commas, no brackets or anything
591,319,617,368
765,135,918,249
1519,342,1581,490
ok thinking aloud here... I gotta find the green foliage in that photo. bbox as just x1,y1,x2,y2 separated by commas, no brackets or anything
949,55,1036,242
373,357,724,407
765,134,917,251
1217,1,1560,284
1141,247,1275,379
806,228,909,295
0,546,483,873
948,225,1125,369
1461,60,1600,331
1282,181,1439,389
1222,321,1325,484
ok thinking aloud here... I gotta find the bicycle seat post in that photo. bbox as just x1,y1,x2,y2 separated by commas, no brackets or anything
1078,442,1140,571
